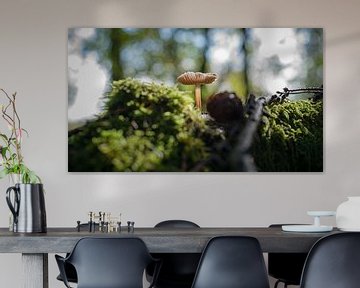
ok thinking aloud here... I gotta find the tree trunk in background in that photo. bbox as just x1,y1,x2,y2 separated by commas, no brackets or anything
200,28,210,72
241,28,250,98
109,29,124,81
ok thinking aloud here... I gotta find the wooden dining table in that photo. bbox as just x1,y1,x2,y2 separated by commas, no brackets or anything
0,226,339,288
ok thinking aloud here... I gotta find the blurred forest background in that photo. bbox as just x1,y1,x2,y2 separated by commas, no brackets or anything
68,28,322,125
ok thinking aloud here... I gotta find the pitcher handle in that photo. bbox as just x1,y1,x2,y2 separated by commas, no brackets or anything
6,186,20,224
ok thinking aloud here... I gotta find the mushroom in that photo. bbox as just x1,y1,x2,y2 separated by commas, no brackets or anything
177,72,217,109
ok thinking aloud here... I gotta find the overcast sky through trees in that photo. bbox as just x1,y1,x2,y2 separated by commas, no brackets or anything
68,28,322,122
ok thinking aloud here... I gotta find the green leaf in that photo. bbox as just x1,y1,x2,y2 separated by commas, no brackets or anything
1,146,8,158
0,168,9,179
21,128,29,137
0,133,8,142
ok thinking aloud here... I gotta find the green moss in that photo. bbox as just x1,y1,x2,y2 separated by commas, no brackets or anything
253,100,323,172
68,78,219,172
69,78,323,172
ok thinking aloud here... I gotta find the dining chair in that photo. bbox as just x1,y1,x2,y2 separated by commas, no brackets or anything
300,232,360,288
191,236,270,288
56,223,99,284
268,224,308,288
55,237,161,288
146,220,201,288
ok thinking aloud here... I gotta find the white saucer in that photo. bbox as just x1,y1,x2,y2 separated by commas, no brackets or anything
307,211,336,217
282,225,333,233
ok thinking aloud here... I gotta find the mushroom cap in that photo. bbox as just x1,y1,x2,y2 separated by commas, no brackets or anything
177,72,217,85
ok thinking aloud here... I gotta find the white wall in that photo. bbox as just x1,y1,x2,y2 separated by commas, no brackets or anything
1,0,360,287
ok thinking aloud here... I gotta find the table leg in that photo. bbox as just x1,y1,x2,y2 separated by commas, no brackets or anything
22,253,48,288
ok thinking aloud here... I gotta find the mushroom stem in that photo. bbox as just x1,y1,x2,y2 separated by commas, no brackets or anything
195,84,202,109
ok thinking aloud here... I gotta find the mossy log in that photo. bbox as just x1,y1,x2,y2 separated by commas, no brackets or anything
253,99,323,172
68,78,221,172
68,79,322,172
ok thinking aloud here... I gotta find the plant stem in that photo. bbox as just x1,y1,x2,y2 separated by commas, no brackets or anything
195,84,202,109
0,89,23,168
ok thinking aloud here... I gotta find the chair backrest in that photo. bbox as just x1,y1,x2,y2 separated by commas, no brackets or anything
67,237,154,288
300,232,360,288
150,220,201,286
155,220,200,228
191,236,270,288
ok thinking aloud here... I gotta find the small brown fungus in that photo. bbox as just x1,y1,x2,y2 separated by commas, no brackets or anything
177,72,217,109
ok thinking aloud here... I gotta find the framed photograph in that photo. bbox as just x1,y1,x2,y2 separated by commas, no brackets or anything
68,28,323,172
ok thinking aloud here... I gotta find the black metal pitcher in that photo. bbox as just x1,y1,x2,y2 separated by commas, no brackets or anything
6,183,47,233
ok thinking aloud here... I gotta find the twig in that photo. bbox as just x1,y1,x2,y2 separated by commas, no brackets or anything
230,94,265,171
269,86,323,103
0,89,23,165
